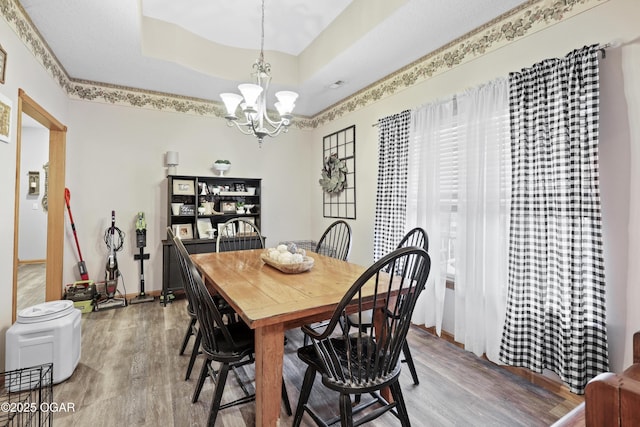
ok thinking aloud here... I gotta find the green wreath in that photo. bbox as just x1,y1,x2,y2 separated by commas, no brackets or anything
319,153,348,194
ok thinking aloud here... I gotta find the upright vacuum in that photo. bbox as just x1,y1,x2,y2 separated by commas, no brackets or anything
96,210,127,310
130,212,154,304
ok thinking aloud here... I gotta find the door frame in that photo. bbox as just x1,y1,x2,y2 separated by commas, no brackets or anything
12,89,67,322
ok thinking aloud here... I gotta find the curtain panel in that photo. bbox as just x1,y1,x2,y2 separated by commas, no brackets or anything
499,45,609,394
373,110,411,262
454,79,511,363
407,80,511,350
407,99,456,335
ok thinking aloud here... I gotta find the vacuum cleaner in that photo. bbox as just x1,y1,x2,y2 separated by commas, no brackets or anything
130,212,154,304
96,210,127,310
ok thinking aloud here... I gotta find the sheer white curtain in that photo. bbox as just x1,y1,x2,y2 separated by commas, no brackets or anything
455,79,510,362
408,78,510,361
407,99,456,335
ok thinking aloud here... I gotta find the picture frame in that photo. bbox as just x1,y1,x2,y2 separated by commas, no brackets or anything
0,91,12,143
237,217,256,235
0,44,6,84
180,204,195,215
197,218,213,239
173,179,195,195
218,222,236,238
173,223,193,240
221,201,236,213
234,182,246,192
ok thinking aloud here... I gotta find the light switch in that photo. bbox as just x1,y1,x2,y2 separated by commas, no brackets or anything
32,203,39,210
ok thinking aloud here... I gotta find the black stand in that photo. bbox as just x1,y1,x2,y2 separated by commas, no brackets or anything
130,247,153,304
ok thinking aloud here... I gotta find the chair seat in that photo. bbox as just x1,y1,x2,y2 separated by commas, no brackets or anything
298,337,401,393
203,321,255,362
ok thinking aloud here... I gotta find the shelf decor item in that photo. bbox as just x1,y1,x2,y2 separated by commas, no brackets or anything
173,224,193,239
171,202,183,215
214,160,231,176
221,201,236,213
173,179,195,195
197,218,213,239
166,151,179,176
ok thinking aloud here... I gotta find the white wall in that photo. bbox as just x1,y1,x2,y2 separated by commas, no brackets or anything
63,100,313,293
309,0,640,372
18,126,48,261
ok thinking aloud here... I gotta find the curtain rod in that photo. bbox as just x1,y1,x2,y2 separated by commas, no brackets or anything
371,40,620,127
599,39,621,59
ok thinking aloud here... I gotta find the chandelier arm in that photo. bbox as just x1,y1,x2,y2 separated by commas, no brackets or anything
226,119,257,136
260,113,288,129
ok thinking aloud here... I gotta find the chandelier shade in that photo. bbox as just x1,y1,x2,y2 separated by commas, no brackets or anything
219,0,299,146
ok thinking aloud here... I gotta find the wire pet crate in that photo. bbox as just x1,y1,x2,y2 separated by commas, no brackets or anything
0,363,53,427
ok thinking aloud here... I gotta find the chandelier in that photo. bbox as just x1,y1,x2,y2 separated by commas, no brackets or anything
219,0,298,146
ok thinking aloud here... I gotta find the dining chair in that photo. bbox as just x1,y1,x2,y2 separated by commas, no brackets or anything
215,217,265,325
302,220,353,346
292,246,431,427
346,227,429,385
216,217,265,253
172,234,292,425
168,227,202,381
314,220,352,260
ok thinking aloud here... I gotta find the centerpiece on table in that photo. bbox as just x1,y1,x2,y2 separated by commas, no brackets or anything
261,243,314,274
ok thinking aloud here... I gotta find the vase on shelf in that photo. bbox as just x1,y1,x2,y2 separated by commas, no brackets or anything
213,162,231,177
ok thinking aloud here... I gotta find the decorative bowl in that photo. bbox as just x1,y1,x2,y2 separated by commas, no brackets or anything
260,252,314,274
213,163,231,177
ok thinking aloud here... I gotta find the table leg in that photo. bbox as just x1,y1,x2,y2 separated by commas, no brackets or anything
373,307,393,402
255,323,285,426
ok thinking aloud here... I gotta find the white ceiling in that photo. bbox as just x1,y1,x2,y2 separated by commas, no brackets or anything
18,0,527,117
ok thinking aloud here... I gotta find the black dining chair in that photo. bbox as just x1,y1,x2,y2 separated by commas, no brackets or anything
346,227,429,385
216,217,265,252
170,227,241,381
293,246,431,427
169,227,202,381
172,233,292,425
303,220,353,346
314,220,352,261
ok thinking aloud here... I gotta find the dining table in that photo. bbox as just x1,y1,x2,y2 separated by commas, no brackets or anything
190,248,370,426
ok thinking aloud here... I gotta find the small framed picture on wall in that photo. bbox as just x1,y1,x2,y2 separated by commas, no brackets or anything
0,44,7,84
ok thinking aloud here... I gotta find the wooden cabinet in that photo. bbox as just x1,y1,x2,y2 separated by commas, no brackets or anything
162,175,263,304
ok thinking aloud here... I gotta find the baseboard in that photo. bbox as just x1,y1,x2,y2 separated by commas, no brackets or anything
124,289,163,299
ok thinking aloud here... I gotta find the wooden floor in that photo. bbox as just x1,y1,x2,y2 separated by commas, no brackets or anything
51,298,582,426
16,262,46,313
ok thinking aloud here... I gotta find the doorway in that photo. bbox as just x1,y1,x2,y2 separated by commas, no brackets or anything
16,114,48,313
12,89,67,322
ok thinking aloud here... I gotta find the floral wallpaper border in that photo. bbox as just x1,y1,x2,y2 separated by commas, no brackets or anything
0,0,607,129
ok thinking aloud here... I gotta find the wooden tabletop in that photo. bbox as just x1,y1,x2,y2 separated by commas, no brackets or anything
190,248,369,330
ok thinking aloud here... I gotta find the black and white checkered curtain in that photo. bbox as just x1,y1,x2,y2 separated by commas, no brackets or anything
373,110,411,262
499,45,608,394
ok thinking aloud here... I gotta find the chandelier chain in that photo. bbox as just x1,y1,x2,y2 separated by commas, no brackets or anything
254,0,269,74
260,0,265,62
